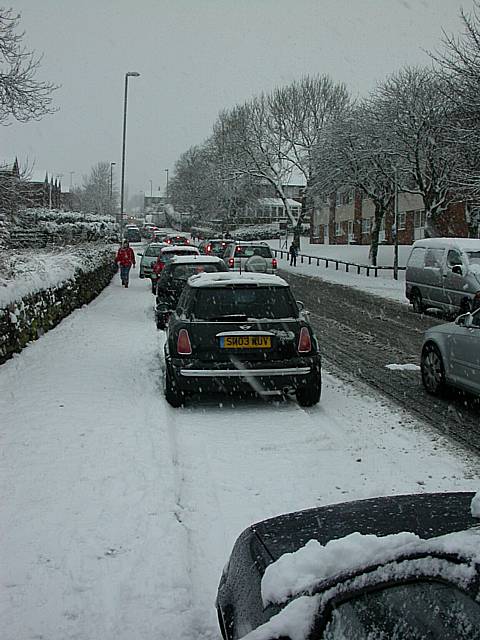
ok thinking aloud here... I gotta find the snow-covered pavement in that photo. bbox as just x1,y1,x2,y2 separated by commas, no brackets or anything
1,263,479,640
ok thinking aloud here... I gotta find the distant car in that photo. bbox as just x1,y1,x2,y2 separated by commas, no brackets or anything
151,230,169,243
223,241,277,273
163,272,321,407
164,234,190,246
137,242,167,279
420,307,480,397
198,238,232,257
124,227,141,243
155,255,228,329
150,245,200,293
216,492,480,640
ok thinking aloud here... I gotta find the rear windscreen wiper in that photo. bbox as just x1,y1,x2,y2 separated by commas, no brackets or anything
206,314,249,321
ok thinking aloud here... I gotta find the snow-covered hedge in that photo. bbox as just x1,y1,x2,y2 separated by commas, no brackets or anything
8,208,118,248
233,224,282,240
0,244,116,364
191,223,282,241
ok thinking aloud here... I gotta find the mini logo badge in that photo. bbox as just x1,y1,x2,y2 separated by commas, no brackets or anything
239,325,252,330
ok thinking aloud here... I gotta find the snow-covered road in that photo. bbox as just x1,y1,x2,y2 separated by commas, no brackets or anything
1,263,479,640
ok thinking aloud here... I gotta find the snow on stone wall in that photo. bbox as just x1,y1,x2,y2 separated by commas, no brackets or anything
0,245,116,364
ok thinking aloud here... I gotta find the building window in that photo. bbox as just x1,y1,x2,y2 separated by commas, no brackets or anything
361,218,371,234
414,209,425,228
335,221,343,236
397,212,406,230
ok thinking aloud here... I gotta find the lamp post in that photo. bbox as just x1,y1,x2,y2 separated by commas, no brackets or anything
393,166,399,281
120,71,140,240
165,168,169,200
149,179,153,197
110,162,116,216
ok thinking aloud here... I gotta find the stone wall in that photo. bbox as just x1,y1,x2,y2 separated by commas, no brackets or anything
0,253,116,365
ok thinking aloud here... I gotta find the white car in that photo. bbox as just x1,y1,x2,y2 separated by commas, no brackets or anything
222,241,277,274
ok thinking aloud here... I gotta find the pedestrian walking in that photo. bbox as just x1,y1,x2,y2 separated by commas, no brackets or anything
115,240,136,288
289,242,298,267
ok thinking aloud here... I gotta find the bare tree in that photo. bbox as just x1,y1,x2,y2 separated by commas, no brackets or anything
212,97,296,233
0,8,58,125
79,162,116,216
314,105,397,265
269,75,350,246
370,66,459,237
431,2,480,202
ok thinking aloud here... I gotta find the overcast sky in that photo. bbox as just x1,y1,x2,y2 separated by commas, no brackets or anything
2,0,476,198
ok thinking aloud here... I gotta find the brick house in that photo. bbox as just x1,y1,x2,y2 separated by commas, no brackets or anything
311,189,478,245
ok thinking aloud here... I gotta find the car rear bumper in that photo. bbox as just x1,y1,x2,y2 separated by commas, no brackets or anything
167,355,321,393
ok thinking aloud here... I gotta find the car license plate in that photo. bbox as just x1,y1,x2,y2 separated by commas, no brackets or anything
220,335,271,349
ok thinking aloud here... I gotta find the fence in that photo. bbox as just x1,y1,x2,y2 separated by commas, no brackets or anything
272,248,406,278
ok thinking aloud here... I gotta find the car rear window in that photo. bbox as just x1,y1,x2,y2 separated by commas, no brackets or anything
145,246,164,257
234,245,272,258
162,249,198,261
193,286,297,320
171,263,224,279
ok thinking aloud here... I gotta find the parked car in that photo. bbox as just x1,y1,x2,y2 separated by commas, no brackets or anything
164,234,190,245
163,272,321,407
223,241,277,274
124,227,141,243
216,492,480,640
406,238,480,315
150,245,200,293
137,242,167,279
155,255,228,329
198,238,232,257
420,307,480,397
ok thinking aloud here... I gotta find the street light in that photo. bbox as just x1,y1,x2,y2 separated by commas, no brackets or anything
393,166,399,281
165,168,169,200
120,71,140,240
110,162,116,216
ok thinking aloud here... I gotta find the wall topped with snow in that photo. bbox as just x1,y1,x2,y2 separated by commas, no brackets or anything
0,245,116,364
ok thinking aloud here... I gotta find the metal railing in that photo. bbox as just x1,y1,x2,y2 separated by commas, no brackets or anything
273,248,406,278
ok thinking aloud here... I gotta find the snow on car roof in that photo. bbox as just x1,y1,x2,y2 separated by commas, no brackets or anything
170,255,224,264
161,245,199,254
413,238,480,251
188,272,288,288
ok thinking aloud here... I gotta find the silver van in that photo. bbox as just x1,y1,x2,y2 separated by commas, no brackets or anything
406,238,480,315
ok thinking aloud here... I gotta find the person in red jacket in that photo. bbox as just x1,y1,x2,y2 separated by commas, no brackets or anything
115,240,136,288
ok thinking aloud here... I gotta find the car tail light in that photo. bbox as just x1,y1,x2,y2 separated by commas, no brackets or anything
228,258,234,268
206,244,212,253
177,329,192,355
272,258,277,269
297,327,312,353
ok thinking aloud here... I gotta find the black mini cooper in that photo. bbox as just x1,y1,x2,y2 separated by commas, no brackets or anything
163,272,321,407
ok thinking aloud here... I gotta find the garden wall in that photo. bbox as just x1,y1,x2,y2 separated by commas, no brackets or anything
0,250,116,364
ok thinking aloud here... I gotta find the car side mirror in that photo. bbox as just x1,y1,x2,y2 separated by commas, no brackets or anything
456,312,473,327
296,300,305,311
452,264,463,275
137,252,143,256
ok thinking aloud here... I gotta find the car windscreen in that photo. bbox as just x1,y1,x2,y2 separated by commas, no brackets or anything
145,246,164,257
171,263,224,279
322,581,480,640
467,251,480,266
193,286,297,320
234,245,272,258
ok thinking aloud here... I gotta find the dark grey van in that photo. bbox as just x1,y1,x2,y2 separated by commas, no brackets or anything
406,238,480,315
